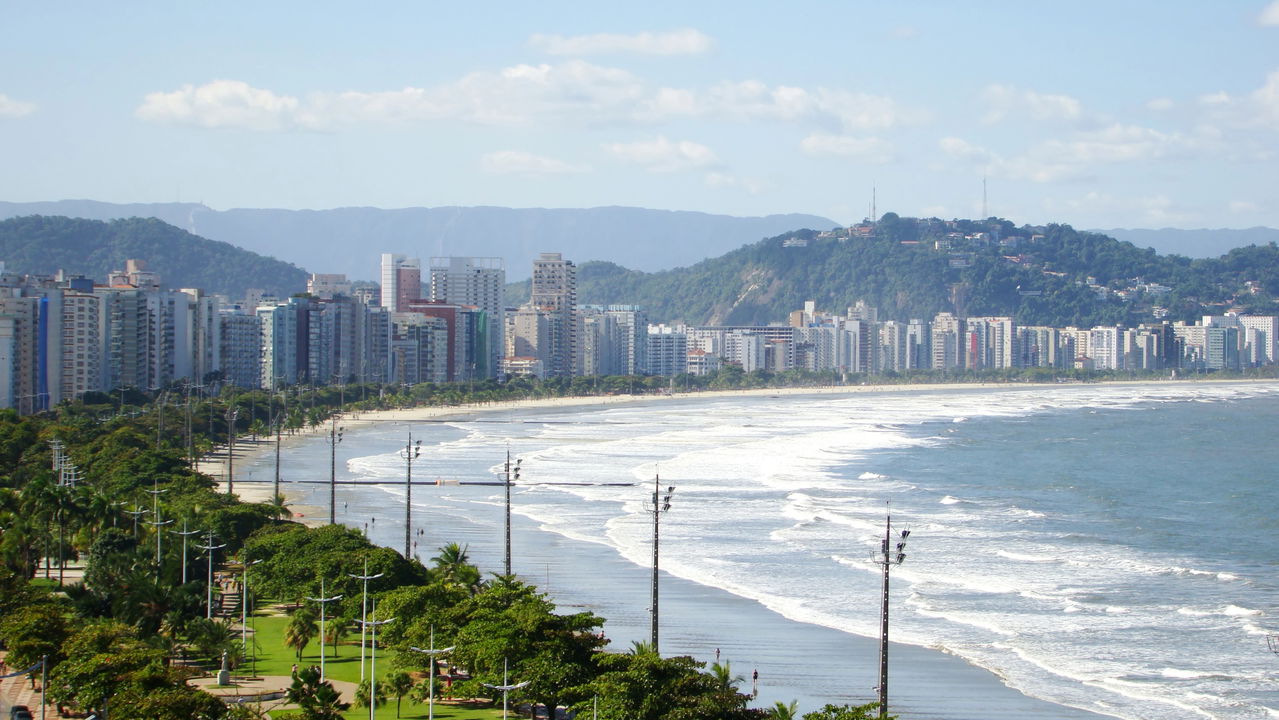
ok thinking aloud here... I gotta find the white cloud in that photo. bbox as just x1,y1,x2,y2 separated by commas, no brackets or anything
480,150,589,175
604,136,719,172
1044,191,1192,225
0,93,35,117
1145,97,1174,111
530,28,713,56
941,124,1197,183
135,80,301,130
1259,0,1279,25
891,25,919,39
1229,200,1258,213
704,172,768,194
980,84,1082,125
136,66,920,133
800,133,893,163
1195,69,1279,129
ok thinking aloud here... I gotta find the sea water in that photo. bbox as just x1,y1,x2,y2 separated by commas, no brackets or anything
248,382,1279,719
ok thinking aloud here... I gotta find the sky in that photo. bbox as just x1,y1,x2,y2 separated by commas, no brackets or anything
2,2,1278,229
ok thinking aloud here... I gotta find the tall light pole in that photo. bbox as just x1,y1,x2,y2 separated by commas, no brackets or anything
242,558,262,655
503,451,520,577
400,434,421,558
328,413,344,525
347,558,384,683
357,599,395,720
226,407,239,495
874,511,910,720
124,505,149,539
409,627,454,720
481,658,530,720
648,474,674,653
306,578,343,682
144,480,172,572
197,531,226,619
171,519,201,585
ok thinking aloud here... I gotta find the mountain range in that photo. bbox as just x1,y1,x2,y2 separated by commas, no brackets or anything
0,200,836,281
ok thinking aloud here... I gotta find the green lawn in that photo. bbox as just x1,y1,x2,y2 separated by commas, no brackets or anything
236,611,504,720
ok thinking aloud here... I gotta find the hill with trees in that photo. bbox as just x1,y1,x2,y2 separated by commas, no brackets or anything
0,215,308,298
509,215,1279,327
0,200,836,281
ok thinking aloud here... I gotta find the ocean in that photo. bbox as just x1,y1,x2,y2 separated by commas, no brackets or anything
239,381,1279,720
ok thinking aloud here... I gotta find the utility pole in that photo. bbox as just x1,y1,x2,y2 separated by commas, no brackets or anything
400,434,421,558
648,474,674,653
874,510,910,720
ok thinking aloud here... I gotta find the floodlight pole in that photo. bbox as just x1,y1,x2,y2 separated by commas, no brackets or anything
329,413,344,525
649,474,675,653
504,451,521,577
874,510,910,720
400,433,421,558
226,407,239,495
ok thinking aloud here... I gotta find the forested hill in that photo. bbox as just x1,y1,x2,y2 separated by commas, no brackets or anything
0,215,307,298
509,216,1279,327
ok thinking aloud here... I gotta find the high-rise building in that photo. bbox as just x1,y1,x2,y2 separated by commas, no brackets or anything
380,254,421,312
428,257,505,378
529,253,577,376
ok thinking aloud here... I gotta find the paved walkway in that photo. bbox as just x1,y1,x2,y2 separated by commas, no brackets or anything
0,652,66,719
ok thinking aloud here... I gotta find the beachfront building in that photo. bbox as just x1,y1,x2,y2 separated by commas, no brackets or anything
529,253,577,376
646,325,687,377
380,254,421,312
429,257,505,379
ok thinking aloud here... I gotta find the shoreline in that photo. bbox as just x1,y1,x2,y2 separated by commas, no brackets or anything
200,376,1276,516
206,377,1277,719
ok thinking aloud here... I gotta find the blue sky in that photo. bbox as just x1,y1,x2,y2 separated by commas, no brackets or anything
2,2,1277,229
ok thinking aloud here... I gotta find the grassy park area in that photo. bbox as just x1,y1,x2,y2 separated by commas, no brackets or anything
235,611,504,720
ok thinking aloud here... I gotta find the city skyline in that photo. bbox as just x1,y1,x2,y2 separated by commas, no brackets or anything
2,3,1278,230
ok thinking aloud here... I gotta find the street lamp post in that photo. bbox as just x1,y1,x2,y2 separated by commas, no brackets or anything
409,626,455,720
400,434,421,558
144,481,172,572
873,511,910,720
648,474,674,653
197,531,227,619
347,558,384,683
328,413,344,525
503,451,520,577
305,578,343,682
171,519,202,585
242,558,263,656
124,505,149,539
481,658,530,720
357,599,395,720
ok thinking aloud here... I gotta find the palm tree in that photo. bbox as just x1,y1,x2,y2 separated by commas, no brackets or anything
432,542,482,592
284,607,318,661
710,660,745,692
767,700,799,719
322,617,348,656
628,640,657,656
354,677,387,709
385,671,415,717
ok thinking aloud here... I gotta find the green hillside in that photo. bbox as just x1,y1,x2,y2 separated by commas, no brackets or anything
0,215,308,298
508,216,1279,326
